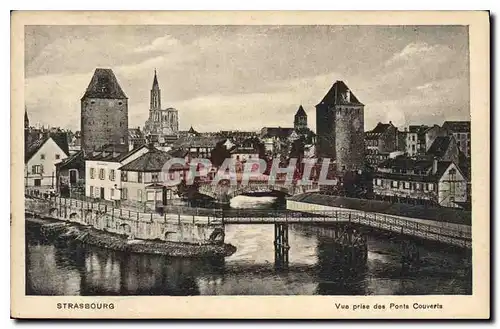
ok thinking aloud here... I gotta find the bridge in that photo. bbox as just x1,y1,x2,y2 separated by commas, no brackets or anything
197,178,319,201
26,195,471,270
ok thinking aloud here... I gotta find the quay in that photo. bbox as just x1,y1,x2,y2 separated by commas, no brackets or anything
26,192,471,269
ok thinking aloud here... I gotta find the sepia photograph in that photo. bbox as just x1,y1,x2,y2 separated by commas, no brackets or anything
11,11,490,319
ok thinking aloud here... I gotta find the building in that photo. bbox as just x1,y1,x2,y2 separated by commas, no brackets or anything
294,105,308,130
81,68,129,154
259,127,295,154
55,150,85,197
129,127,146,150
442,121,471,158
172,135,222,159
25,136,69,191
404,125,428,157
422,124,449,153
365,121,399,166
426,135,460,164
373,156,467,208
84,144,149,201
316,81,365,173
143,70,179,145
118,149,187,211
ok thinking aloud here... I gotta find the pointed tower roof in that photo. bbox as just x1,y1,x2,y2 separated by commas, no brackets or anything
152,69,159,89
188,126,198,134
81,68,128,100
295,105,307,117
317,80,363,107
24,108,29,128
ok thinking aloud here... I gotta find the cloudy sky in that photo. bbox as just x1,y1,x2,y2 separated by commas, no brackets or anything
25,25,469,132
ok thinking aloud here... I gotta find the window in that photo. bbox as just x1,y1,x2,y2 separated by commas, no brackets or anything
55,154,60,160
99,168,105,180
121,171,128,182
31,165,42,174
404,182,410,189
376,179,382,186
427,183,435,191
457,141,461,148
109,169,115,181
110,188,114,197
391,180,399,188
138,190,143,202
411,145,415,151
121,188,128,200
416,183,421,190
412,135,415,142
138,172,143,183
151,172,159,182
147,191,155,201
34,179,41,187
90,168,95,179
90,186,93,197
40,154,45,160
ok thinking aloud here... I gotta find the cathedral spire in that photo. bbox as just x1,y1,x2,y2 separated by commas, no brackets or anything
150,70,161,110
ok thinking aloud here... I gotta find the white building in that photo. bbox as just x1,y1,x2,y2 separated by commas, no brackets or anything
25,136,69,191
85,145,149,201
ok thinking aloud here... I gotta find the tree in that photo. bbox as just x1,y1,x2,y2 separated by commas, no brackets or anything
210,141,231,168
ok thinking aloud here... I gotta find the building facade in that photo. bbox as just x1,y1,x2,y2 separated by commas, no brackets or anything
144,70,179,145
85,145,149,201
316,81,365,173
372,157,467,208
25,136,69,191
365,121,399,166
118,149,187,211
81,68,129,154
442,121,471,158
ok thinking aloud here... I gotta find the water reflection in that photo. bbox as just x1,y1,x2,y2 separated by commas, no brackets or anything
26,222,471,296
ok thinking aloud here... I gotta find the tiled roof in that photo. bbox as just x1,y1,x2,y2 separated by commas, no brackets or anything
376,157,455,182
25,135,69,163
56,150,85,170
261,127,295,138
427,136,452,158
119,149,172,172
442,121,471,133
173,136,223,149
295,105,307,117
85,144,147,162
317,80,363,106
81,68,127,100
408,125,429,134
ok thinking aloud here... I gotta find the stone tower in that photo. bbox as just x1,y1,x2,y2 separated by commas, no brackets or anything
294,105,308,130
81,68,128,154
144,70,179,141
316,80,365,173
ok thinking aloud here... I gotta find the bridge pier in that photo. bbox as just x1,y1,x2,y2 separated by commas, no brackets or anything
274,223,290,270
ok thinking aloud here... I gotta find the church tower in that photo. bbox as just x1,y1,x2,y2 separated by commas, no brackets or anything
294,105,308,130
144,70,179,144
150,69,161,110
81,68,128,154
316,80,364,173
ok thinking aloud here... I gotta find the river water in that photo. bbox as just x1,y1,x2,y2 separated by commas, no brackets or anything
26,196,472,296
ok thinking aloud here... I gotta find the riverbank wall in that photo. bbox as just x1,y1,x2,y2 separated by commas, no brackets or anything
25,196,226,246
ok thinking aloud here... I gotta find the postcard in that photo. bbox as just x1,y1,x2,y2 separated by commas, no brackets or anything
11,10,490,319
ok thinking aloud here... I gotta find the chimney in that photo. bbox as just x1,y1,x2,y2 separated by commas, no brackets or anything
432,157,438,175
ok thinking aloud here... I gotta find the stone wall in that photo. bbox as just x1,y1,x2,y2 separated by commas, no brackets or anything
81,98,129,153
25,197,224,245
